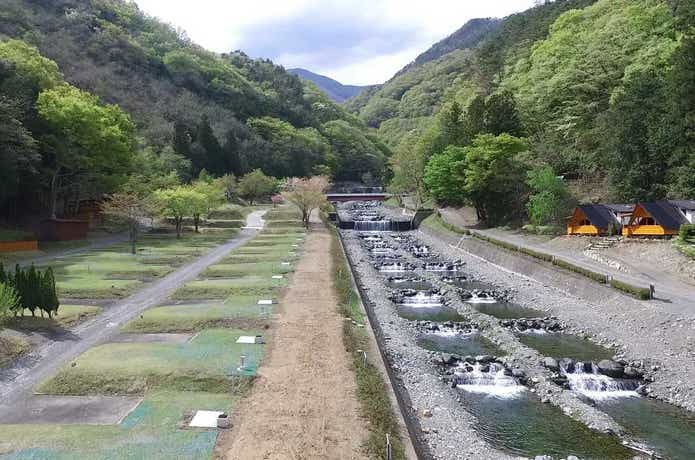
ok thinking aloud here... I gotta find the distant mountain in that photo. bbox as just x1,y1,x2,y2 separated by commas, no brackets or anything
395,18,501,76
289,68,370,103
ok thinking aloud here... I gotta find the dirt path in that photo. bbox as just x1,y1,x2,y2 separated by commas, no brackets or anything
217,218,367,460
0,210,267,414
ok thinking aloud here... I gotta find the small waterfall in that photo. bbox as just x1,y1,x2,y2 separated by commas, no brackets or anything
466,293,497,304
399,291,443,307
354,220,392,231
561,362,639,400
378,262,412,273
455,363,525,397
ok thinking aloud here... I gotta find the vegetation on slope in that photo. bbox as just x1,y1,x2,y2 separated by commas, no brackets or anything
357,0,694,226
0,0,389,220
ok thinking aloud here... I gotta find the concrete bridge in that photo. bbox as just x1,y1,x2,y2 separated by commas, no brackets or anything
325,193,391,203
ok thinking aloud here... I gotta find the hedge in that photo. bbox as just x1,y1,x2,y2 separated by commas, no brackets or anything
609,279,652,300
552,258,608,284
519,246,554,262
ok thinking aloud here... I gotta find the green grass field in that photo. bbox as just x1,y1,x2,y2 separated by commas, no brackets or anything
38,329,264,395
28,230,240,299
122,298,266,333
0,390,239,459
172,276,285,300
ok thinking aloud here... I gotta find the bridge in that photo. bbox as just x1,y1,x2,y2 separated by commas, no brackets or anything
325,193,391,203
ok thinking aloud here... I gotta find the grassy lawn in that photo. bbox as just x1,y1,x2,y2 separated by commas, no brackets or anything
21,230,240,300
37,329,263,396
172,276,285,300
122,298,266,333
202,261,293,278
0,390,239,459
7,305,101,331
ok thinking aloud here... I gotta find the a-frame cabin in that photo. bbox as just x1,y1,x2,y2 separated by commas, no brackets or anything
566,204,625,236
622,201,694,237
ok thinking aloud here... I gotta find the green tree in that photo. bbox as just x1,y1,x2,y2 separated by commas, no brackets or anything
424,146,468,206
237,169,278,205
0,40,62,90
464,134,529,226
153,186,204,237
605,69,675,202
0,282,19,320
0,97,38,207
190,175,225,232
484,91,523,137
37,84,136,217
526,166,573,226
389,136,428,209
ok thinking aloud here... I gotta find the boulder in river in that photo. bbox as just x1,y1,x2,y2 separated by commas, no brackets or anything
542,357,559,371
597,359,625,378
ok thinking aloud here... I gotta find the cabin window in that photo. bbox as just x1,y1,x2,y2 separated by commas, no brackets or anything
578,219,590,226
637,217,655,225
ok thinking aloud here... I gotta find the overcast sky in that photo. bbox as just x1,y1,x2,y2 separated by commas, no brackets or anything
134,0,537,85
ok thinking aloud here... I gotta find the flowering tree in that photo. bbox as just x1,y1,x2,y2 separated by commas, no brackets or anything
271,194,284,207
282,176,330,229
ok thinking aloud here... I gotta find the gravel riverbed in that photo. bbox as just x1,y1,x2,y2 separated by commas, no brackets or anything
339,225,666,460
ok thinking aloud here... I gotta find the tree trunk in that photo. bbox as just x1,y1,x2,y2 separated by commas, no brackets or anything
130,222,137,255
49,170,60,219
194,214,200,233
176,217,182,238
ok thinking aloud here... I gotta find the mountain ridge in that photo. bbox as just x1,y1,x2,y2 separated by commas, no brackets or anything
288,68,371,103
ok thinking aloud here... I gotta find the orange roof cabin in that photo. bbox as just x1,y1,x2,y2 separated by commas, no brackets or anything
622,200,695,237
567,204,630,236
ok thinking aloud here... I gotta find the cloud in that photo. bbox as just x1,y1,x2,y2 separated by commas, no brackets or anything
134,0,538,85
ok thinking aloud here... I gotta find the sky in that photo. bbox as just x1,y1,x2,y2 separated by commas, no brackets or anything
134,0,538,85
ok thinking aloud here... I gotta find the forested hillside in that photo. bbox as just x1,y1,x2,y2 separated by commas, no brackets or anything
0,0,388,218
353,0,694,225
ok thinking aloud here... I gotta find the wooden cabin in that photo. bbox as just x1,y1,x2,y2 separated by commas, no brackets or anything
622,200,693,237
567,204,625,236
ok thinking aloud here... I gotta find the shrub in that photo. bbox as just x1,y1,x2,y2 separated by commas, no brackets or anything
552,258,607,283
679,224,695,241
0,282,19,318
609,279,652,300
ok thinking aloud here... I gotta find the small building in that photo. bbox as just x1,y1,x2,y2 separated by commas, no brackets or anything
622,200,693,237
567,204,625,236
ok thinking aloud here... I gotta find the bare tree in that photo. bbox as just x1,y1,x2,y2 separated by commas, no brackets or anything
282,176,330,229
101,192,153,254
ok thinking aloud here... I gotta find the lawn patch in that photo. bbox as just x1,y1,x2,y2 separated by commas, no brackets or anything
122,298,265,333
172,277,285,300
0,390,240,459
202,262,292,278
37,329,263,395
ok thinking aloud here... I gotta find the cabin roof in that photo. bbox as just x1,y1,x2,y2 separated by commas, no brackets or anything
604,204,635,213
577,204,619,229
639,201,689,230
668,200,695,211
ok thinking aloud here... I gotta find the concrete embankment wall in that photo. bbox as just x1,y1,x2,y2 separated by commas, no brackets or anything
421,227,645,310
